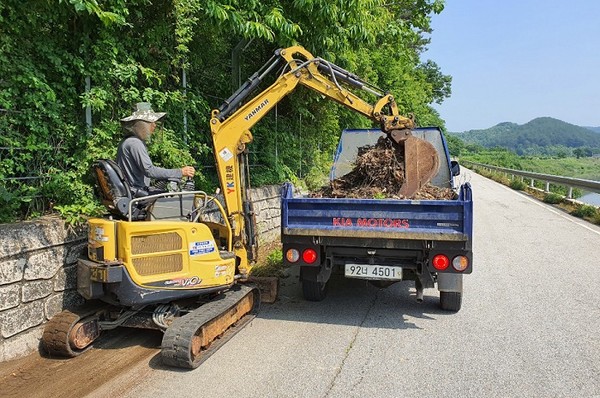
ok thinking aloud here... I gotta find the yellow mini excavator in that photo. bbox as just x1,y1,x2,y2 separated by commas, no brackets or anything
42,45,439,368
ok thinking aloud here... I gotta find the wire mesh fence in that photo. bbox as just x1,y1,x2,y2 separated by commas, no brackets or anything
0,145,54,220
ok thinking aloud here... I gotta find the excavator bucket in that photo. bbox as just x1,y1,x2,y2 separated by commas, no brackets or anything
389,129,440,197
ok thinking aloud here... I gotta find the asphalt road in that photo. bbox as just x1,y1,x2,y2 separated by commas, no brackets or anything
110,169,600,398
2,169,598,397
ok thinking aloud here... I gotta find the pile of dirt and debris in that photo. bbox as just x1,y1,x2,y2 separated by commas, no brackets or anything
311,136,456,200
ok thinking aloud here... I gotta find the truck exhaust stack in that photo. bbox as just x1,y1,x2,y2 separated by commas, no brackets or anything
415,280,424,303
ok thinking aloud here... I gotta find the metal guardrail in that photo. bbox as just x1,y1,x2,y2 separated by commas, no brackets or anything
461,160,600,197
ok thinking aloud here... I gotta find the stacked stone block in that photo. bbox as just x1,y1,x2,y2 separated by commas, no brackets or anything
0,217,86,362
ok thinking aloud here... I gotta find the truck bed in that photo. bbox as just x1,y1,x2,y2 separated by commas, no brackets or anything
281,182,473,242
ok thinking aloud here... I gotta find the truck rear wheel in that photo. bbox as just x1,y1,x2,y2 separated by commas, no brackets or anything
301,267,328,302
439,291,462,312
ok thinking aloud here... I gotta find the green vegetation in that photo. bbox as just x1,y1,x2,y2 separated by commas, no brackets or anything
509,179,528,191
250,248,284,278
0,0,451,223
543,193,564,204
566,203,600,225
448,131,600,226
449,142,600,182
571,205,598,219
474,169,510,185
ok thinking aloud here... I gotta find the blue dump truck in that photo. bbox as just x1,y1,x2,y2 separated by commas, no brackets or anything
281,128,473,311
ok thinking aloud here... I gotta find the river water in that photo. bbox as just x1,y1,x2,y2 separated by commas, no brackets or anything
578,191,600,206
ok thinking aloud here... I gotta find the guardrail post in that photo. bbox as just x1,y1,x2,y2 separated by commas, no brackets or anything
530,178,534,188
545,182,550,192
568,187,573,199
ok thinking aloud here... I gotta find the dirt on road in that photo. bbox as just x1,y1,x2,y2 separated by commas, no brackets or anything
0,329,165,398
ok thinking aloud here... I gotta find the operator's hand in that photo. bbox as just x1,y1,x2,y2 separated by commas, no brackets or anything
181,166,195,178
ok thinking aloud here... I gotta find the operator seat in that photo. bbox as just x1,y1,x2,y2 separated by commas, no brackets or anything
92,159,149,221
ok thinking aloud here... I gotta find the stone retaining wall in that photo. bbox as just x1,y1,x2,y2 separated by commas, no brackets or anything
251,185,282,243
0,184,282,362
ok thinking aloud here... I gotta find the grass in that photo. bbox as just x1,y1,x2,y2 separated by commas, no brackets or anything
519,157,600,180
543,192,563,204
463,152,600,181
571,204,600,219
509,179,528,191
250,241,285,278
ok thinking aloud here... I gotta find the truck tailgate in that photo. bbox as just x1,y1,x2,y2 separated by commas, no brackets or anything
281,183,473,242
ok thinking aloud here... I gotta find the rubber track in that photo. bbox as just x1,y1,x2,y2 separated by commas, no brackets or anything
161,285,260,369
42,305,103,358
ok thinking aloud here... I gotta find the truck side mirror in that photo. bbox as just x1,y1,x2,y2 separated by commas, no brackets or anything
451,160,460,176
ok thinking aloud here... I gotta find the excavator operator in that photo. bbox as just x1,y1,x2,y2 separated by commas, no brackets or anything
117,102,195,197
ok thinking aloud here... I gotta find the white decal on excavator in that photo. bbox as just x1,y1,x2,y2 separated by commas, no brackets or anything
219,148,234,162
189,240,216,256
163,276,201,287
244,99,269,121
94,227,109,242
215,265,229,277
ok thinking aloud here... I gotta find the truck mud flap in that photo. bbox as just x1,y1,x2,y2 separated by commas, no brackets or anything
437,273,463,293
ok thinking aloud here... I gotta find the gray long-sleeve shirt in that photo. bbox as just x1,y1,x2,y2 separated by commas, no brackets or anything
116,136,182,189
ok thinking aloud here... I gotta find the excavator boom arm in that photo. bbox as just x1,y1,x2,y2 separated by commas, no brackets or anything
210,46,437,274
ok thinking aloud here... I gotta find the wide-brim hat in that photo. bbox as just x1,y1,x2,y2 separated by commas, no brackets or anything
120,102,167,123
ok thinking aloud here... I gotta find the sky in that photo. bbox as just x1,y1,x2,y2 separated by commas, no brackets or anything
423,1,600,132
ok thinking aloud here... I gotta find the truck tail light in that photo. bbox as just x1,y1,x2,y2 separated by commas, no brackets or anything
452,255,469,272
302,248,318,264
432,254,449,271
286,249,300,263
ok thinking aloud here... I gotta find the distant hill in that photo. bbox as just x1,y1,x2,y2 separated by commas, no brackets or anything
450,117,600,155
585,126,600,134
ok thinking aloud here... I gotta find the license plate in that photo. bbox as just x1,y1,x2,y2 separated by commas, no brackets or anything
344,264,402,281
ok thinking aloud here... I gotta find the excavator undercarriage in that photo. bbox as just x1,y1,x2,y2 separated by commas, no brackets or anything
43,280,259,369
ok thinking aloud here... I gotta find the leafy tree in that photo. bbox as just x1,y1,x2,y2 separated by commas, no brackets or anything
0,0,451,223
445,134,465,157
